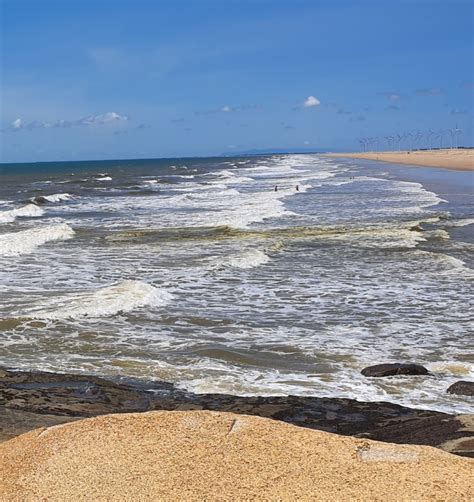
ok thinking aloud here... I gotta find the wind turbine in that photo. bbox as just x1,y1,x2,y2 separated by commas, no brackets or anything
413,131,423,150
395,133,402,151
448,128,455,149
427,129,434,150
357,138,365,152
373,137,379,151
436,130,444,149
454,125,462,149
407,132,414,151
401,133,409,151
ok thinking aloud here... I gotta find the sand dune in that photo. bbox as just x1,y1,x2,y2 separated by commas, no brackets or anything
1,410,472,500
326,149,474,170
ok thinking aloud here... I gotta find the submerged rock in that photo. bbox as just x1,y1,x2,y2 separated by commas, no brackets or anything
361,363,429,377
447,381,474,396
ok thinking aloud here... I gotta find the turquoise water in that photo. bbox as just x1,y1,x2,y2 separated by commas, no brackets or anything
0,154,472,413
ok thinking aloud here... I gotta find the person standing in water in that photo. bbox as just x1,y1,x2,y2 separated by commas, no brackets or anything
274,185,278,192
295,185,299,191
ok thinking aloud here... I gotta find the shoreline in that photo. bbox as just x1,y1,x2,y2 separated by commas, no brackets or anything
324,149,474,171
1,367,472,457
1,368,473,499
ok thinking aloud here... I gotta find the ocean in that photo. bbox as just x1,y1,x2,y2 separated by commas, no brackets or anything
0,154,472,413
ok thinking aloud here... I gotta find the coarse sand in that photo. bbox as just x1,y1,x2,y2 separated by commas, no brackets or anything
0,410,472,501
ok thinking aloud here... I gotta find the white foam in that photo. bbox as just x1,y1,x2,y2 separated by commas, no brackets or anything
325,223,428,249
215,249,270,269
442,218,474,228
0,223,75,257
22,280,172,320
96,176,112,181
412,250,474,277
56,154,334,229
0,204,44,224
429,362,473,377
40,193,72,203
210,170,253,184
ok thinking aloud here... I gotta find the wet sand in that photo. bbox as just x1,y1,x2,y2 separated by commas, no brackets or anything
326,149,474,171
1,411,472,501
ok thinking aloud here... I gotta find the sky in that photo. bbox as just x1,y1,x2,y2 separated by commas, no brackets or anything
1,0,473,163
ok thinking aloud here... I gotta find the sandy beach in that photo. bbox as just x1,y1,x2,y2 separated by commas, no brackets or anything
325,149,474,171
1,410,472,501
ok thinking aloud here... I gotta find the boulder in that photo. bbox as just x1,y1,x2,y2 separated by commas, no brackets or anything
447,381,474,396
361,363,429,377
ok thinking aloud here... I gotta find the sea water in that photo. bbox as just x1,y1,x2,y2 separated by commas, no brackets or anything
0,154,472,413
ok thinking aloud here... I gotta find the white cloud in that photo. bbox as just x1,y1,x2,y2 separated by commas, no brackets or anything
53,119,74,128
4,112,128,133
25,120,50,130
221,106,232,112
378,92,402,102
78,112,128,125
303,96,320,107
12,118,23,129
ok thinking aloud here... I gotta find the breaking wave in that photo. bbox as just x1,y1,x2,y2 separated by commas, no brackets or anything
441,217,474,228
31,193,73,204
20,280,172,320
0,223,75,257
0,204,44,224
215,248,270,269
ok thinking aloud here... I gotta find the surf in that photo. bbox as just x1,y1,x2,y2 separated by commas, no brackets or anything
0,223,75,257
17,280,173,320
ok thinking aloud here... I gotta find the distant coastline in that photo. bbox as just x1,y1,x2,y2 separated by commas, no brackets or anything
324,148,474,171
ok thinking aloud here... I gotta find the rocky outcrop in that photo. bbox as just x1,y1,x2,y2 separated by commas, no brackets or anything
447,381,474,396
0,367,472,457
1,411,472,501
361,363,429,377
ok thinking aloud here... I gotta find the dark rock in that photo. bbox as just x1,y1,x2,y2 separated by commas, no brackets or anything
447,381,474,396
361,363,429,377
31,196,48,205
0,367,472,457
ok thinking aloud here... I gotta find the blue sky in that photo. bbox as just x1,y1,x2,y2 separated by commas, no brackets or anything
1,0,472,162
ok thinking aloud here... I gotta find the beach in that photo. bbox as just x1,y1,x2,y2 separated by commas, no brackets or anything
0,153,473,498
1,410,473,501
325,149,474,171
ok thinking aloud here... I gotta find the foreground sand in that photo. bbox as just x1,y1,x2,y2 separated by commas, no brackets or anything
325,148,474,170
1,411,472,501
